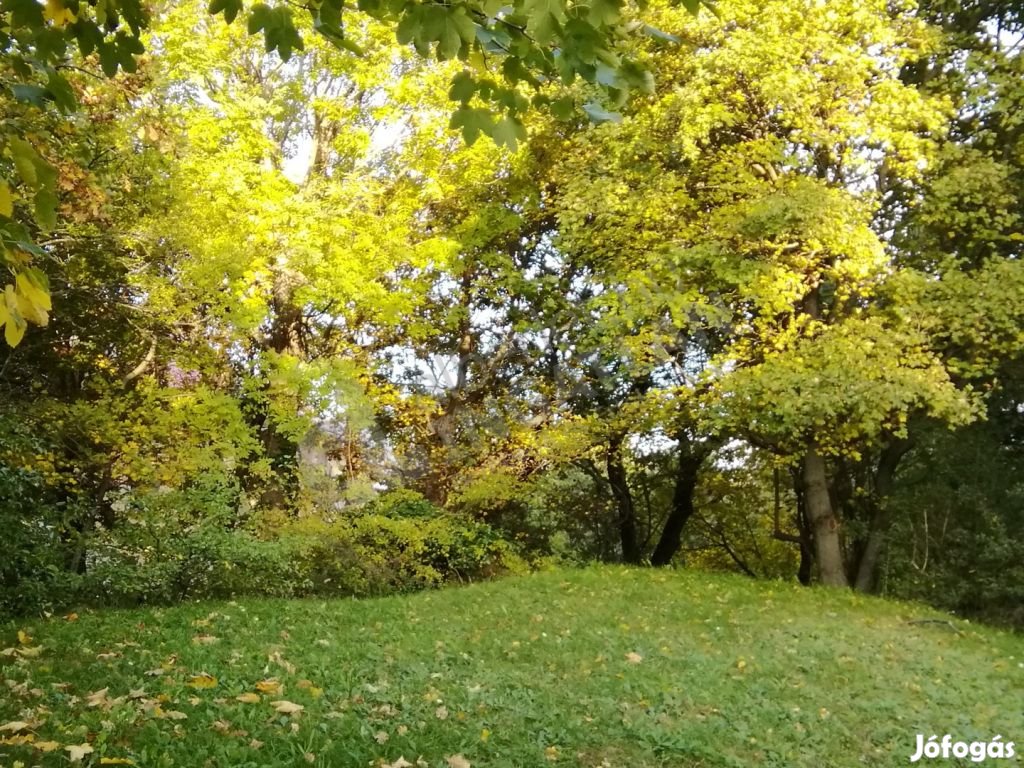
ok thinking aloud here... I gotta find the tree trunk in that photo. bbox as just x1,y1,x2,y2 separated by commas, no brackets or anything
606,435,641,565
650,433,703,566
853,438,913,592
802,446,849,587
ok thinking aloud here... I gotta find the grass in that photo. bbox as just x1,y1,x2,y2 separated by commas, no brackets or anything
2,567,1022,768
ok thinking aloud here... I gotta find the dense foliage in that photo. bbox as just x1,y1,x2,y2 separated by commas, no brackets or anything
1,0,1022,625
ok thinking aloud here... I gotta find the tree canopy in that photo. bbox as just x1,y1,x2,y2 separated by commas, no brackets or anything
1,0,1022,631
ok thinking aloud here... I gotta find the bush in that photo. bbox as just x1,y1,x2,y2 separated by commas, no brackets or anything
279,514,528,597
1,503,527,616
362,489,442,519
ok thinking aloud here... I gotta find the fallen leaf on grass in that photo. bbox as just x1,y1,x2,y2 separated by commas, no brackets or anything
99,758,135,765
65,744,94,762
17,630,32,645
236,692,261,703
270,700,304,715
446,755,471,768
435,705,449,720
2,735,36,748
0,721,30,734
374,730,389,744
35,741,61,752
188,673,218,689
256,679,283,695
383,758,413,768
192,634,219,645
625,652,643,664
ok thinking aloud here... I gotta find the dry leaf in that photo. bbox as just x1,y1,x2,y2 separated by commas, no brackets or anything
384,758,413,768
374,730,389,744
236,692,261,704
187,673,218,689
162,710,188,720
303,753,315,763
0,721,30,734
65,744,94,762
86,688,110,707
435,705,449,720
270,700,304,715
99,758,135,765
192,634,219,645
625,652,643,664
255,679,283,695
446,755,471,768
249,739,264,749
35,741,61,752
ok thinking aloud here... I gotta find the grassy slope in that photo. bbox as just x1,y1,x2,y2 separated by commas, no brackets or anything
1,567,1022,768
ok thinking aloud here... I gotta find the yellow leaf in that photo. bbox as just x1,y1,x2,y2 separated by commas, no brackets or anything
480,728,490,742
270,700,304,715
446,755,471,768
255,679,283,695
100,758,135,765
625,652,643,664
235,692,261,704
43,0,76,26
188,673,218,689
0,721,30,733
16,271,51,312
65,744,94,762
17,629,31,646
35,741,61,752
0,179,12,217
4,313,26,347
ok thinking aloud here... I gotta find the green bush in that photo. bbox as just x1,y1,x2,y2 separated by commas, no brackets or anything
362,489,442,519
2,501,527,616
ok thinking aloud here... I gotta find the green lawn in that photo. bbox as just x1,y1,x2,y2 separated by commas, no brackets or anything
2,567,1022,767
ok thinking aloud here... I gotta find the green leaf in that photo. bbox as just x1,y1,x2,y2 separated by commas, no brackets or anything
8,138,39,187
523,0,565,44
46,70,78,112
247,3,272,34
2,0,45,28
582,102,621,123
34,187,58,230
436,5,475,60
0,180,12,218
491,115,527,150
449,71,476,103
450,106,494,145
587,0,621,27
11,84,48,108
640,24,680,43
